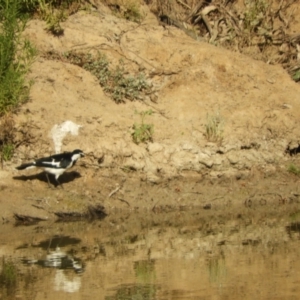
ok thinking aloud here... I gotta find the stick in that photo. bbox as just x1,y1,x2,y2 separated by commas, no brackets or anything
108,185,121,198
185,0,205,22
176,0,191,10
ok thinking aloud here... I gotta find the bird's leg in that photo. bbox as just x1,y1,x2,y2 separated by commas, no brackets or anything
55,176,64,189
45,173,52,189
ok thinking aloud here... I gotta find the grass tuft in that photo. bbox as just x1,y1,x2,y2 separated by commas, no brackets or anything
204,112,224,143
132,110,154,144
288,164,300,176
106,0,144,23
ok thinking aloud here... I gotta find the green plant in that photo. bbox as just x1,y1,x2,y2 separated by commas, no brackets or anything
1,143,14,161
64,51,151,103
122,0,144,23
31,0,66,35
0,114,15,163
21,0,77,8
293,69,300,82
204,112,224,143
19,0,83,35
42,3,67,35
238,0,272,51
288,164,300,176
0,0,36,115
109,0,144,23
20,0,82,14
132,110,154,144
243,0,269,33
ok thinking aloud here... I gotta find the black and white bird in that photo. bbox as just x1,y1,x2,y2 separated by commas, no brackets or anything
16,149,84,188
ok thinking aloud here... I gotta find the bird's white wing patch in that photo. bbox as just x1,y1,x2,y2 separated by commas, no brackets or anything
26,165,36,170
43,160,61,167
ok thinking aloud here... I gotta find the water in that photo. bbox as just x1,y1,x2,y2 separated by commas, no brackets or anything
1,206,300,299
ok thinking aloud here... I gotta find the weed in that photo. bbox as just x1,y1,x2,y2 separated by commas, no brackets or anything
292,70,300,82
0,114,15,163
1,143,14,161
204,112,224,143
108,0,144,23
121,0,144,23
132,110,154,144
20,0,83,35
64,51,151,103
288,164,300,176
44,6,67,35
32,0,67,35
243,0,269,33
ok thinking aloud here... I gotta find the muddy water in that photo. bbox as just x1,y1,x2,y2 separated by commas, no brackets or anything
1,204,300,300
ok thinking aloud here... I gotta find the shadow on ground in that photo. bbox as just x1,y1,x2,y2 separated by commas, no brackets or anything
13,171,82,187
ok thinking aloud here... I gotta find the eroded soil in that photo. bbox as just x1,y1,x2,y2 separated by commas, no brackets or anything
1,2,300,225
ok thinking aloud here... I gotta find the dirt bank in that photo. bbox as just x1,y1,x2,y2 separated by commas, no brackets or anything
1,2,300,222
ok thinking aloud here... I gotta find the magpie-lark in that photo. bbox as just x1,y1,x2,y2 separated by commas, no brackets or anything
16,149,84,188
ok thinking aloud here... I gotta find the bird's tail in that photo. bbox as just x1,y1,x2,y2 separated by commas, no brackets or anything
16,163,36,170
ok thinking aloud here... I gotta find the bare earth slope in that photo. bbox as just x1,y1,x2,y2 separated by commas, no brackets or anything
1,4,300,220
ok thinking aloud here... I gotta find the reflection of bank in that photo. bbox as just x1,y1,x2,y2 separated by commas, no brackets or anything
22,246,84,293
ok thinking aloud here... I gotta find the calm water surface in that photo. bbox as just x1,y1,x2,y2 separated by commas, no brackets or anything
1,207,300,299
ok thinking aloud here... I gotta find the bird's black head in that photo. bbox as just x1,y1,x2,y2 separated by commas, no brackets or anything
72,149,85,157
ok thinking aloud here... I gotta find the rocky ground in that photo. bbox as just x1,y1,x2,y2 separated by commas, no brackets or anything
1,2,300,223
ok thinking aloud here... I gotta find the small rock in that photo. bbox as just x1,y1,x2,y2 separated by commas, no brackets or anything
199,158,214,168
227,152,239,165
181,142,194,151
147,143,164,154
203,204,211,210
146,172,161,184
